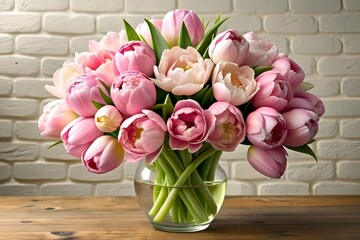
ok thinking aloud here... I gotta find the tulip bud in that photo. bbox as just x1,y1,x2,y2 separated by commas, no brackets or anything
272,57,305,89
95,105,123,132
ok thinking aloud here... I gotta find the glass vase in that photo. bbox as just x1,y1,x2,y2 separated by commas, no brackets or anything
134,152,227,233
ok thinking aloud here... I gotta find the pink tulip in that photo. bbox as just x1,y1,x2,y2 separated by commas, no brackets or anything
252,70,293,112
161,9,204,47
61,117,103,158
153,46,213,95
246,107,287,149
207,102,246,151
272,57,305,88
95,105,123,132
212,61,259,106
75,50,115,71
247,145,287,179
243,31,278,67
167,100,215,153
66,73,108,117
111,71,156,117
284,90,325,117
89,31,128,52
209,29,249,66
282,109,319,147
113,41,156,77
119,110,166,163
136,19,162,47
82,135,124,174
38,99,78,138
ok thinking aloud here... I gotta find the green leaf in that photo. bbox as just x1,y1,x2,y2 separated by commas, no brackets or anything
298,81,314,91
196,17,228,56
150,103,165,111
178,22,193,48
155,85,168,104
191,85,209,103
200,87,214,108
285,144,318,162
92,100,105,109
97,79,111,93
162,94,174,120
144,19,169,64
253,66,273,77
48,140,63,149
98,87,113,105
123,19,141,41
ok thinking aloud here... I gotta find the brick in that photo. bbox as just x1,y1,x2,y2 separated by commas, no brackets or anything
71,0,123,12
0,0,14,11
286,162,334,181
343,35,360,53
340,119,360,139
41,143,79,161
290,56,315,75
97,15,145,34
233,162,267,180
221,144,247,160
235,0,287,13
289,0,341,13
96,181,135,196
259,182,309,195
179,0,231,13
305,77,340,97
219,161,230,177
322,99,360,117
124,161,138,180
0,77,12,96
0,184,37,196
0,56,39,75
69,164,122,181
318,57,360,76
219,15,262,33
337,161,360,179
0,13,40,33
342,77,360,97
16,35,68,55
70,36,101,54
126,0,175,13
317,140,360,160
41,57,67,76
313,182,360,195
14,163,67,180
264,15,317,33
291,35,341,55
226,181,256,196
0,142,39,161
343,0,360,11
0,120,12,139
0,162,11,180
41,183,92,196
43,14,95,34
14,121,42,140
0,34,13,54
0,98,38,117
319,13,360,33
316,119,338,139
14,78,52,98
16,0,68,11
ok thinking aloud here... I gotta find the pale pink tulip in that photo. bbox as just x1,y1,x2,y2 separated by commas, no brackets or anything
153,46,213,95
161,9,204,47
89,31,128,53
284,90,325,117
95,105,123,132
282,109,319,147
207,102,246,151
246,107,287,149
111,71,156,116
75,50,115,71
247,145,287,179
113,41,156,77
272,57,305,88
167,100,215,153
82,135,124,174
243,32,278,67
209,29,249,66
212,61,259,106
45,60,84,99
38,99,78,138
66,73,108,117
252,70,293,112
61,117,103,158
119,110,166,163
136,19,162,47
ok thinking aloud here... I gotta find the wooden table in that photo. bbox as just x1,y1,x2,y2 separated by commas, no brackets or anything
0,196,359,239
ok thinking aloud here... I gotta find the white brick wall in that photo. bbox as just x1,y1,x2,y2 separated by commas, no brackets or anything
0,0,359,196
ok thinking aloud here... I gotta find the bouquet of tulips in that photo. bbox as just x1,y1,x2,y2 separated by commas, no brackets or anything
39,9,324,225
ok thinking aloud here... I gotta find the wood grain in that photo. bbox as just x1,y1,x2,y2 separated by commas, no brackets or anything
0,196,359,239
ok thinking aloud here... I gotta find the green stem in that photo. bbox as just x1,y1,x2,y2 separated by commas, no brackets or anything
206,151,223,181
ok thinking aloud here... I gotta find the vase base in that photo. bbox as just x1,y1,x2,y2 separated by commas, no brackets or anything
151,222,210,232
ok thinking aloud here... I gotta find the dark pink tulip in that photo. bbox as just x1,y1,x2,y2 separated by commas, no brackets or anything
247,145,287,179
246,107,287,149
272,57,305,89
284,91,325,117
